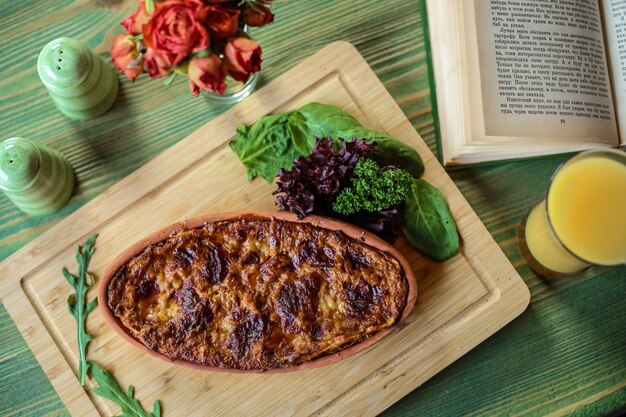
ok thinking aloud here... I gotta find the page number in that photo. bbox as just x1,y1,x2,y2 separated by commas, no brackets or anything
560,119,566,124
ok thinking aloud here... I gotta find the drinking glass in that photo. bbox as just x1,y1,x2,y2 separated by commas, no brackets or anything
518,149,626,278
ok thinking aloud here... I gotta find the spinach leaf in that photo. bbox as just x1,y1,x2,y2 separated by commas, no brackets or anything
287,103,362,153
338,127,424,177
402,179,459,261
89,361,161,417
229,112,302,182
62,234,98,386
288,103,424,176
368,135,424,177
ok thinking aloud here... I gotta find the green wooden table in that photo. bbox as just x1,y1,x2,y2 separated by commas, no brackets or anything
1,0,625,416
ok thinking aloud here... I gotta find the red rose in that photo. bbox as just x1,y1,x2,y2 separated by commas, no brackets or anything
243,4,274,27
144,48,172,78
224,37,262,83
205,6,240,40
143,0,210,67
111,34,144,81
188,55,226,95
121,1,151,35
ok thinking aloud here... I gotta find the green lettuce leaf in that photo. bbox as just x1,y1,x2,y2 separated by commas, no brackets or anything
229,112,302,182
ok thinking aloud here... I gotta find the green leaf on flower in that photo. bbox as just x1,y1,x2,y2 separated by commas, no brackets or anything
89,361,162,417
145,0,155,14
163,72,177,86
190,49,210,60
62,234,97,386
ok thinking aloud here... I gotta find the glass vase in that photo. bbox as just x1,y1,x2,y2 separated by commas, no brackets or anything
204,71,259,105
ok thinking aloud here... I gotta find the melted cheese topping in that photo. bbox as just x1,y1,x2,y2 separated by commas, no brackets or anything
107,219,408,370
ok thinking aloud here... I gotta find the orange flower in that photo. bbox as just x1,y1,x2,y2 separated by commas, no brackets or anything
243,4,274,28
144,48,172,78
205,6,240,40
111,34,144,81
121,0,151,36
224,37,262,83
143,0,210,67
188,55,226,95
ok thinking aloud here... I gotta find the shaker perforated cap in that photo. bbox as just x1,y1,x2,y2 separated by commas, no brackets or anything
0,137,42,191
37,37,119,120
37,37,93,91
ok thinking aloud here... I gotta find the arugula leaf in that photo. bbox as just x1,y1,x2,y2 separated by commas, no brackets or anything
63,236,163,415
229,112,302,182
402,179,459,261
62,234,98,386
89,361,161,417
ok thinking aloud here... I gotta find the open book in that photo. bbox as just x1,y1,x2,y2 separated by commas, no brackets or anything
424,0,626,166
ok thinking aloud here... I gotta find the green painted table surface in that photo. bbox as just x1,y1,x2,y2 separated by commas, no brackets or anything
0,0,625,416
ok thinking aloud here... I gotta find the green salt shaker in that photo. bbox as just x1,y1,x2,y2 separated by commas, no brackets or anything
37,37,118,120
0,137,75,216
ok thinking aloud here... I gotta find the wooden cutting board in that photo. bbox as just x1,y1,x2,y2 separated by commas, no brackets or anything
0,41,530,416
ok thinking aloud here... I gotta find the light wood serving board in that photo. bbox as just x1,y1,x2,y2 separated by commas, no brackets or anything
0,42,530,416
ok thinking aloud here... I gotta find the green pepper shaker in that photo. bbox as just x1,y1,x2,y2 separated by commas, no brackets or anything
37,37,119,120
0,137,75,216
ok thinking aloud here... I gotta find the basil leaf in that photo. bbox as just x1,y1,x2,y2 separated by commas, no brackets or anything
402,179,459,261
229,112,302,182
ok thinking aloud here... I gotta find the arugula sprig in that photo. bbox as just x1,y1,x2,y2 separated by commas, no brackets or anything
62,233,98,385
63,235,162,416
89,361,161,417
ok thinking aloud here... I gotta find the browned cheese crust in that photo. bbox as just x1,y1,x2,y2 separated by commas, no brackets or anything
107,219,408,370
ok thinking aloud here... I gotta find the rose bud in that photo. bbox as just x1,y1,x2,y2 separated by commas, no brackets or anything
243,4,274,27
144,48,172,78
224,37,262,83
121,0,151,35
205,6,240,40
188,55,226,96
111,34,144,81
143,0,210,67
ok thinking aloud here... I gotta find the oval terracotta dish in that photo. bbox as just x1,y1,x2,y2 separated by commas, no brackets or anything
98,211,417,373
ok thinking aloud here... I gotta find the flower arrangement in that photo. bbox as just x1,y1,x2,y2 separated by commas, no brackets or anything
111,0,274,96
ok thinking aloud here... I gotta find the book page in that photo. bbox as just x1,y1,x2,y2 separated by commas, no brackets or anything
602,0,626,142
474,0,619,143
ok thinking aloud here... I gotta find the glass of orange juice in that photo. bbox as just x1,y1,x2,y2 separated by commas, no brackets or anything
519,149,626,278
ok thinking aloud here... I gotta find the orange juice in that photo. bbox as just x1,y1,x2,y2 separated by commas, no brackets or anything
522,150,626,276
